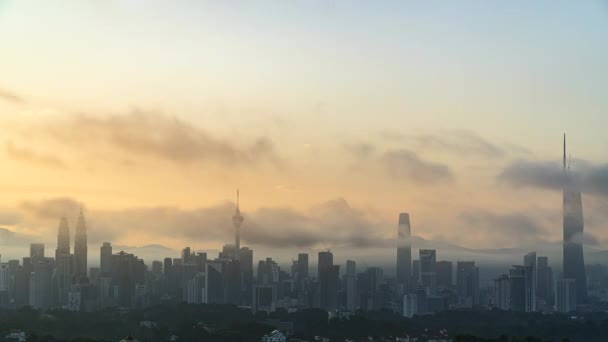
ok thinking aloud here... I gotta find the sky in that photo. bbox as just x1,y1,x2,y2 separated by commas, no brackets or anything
0,1,607,269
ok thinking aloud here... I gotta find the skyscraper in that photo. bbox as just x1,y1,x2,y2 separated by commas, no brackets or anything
30,243,45,259
562,135,587,304
419,249,436,294
523,252,537,311
556,278,576,313
318,251,338,311
456,261,479,307
56,217,70,261
100,242,112,276
298,253,309,281
436,261,453,288
396,213,412,288
537,256,554,306
233,190,244,261
74,207,88,279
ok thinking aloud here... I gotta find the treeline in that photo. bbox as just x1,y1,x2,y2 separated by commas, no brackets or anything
1,305,607,341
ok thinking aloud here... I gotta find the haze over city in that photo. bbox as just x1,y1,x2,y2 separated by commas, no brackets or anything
2,2,608,341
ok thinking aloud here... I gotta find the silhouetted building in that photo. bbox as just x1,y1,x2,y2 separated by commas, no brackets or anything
419,250,436,294
204,262,224,304
396,213,412,289
456,261,479,307
494,274,510,310
509,265,533,312
318,251,338,311
30,243,45,259
403,293,417,317
523,252,537,311
344,260,357,311
56,217,70,263
100,242,112,276
562,135,587,304
537,256,554,307
556,278,576,313
29,258,53,310
233,190,244,260
412,260,420,283
436,261,453,288
74,208,88,279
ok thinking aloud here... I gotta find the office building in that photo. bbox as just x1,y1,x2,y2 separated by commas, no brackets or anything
30,244,45,259
396,213,412,288
419,249,436,294
456,261,479,307
523,252,537,311
436,261,453,288
74,208,88,279
562,136,587,303
556,278,577,313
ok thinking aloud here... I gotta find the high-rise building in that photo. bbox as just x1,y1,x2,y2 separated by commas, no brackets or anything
346,260,356,276
100,242,112,276
56,217,70,261
523,252,537,311
297,253,309,281
232,190,244,261
412,260,421,283
562,135,587,304
494,274,510,310
204,262,224,304
456,261,479,307
345,260,357,311
396,213,412,288
74,207,88,279
29,258,53,310
318,251,338,311
556,278,576,313
30,243,45,259
318,251,333,280
509,265,533,312
419,249,436,294
240,247,254,305
403,293,418,318
537,256,554,306
436,261,453,288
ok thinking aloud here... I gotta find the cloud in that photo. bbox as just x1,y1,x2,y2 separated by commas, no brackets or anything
378,129,523,159
27,111,282,166
0,227,33,246
0,88,24,104
343,142,376,158
498,159,608,196
415,130,506,158
459,210,548,246
20,197,80,220
15,197,391,250
5,141,66,168
381,149,454,184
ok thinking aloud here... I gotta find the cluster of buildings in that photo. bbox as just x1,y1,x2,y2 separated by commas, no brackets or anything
0,138,601,316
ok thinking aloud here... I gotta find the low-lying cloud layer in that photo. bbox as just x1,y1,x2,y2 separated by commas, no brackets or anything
499,159,608,197
10,197,390,250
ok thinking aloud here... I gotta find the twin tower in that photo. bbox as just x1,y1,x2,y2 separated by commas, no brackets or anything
55,208,88,279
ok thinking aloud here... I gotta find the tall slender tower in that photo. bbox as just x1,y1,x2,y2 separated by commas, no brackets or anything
74,206,88,279
55,217,70,261
397,213,412,290
233,190,244,260
562,134,587,303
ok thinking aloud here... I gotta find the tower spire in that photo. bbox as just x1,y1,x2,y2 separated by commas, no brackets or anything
232,189,244,260
563,133,567,170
